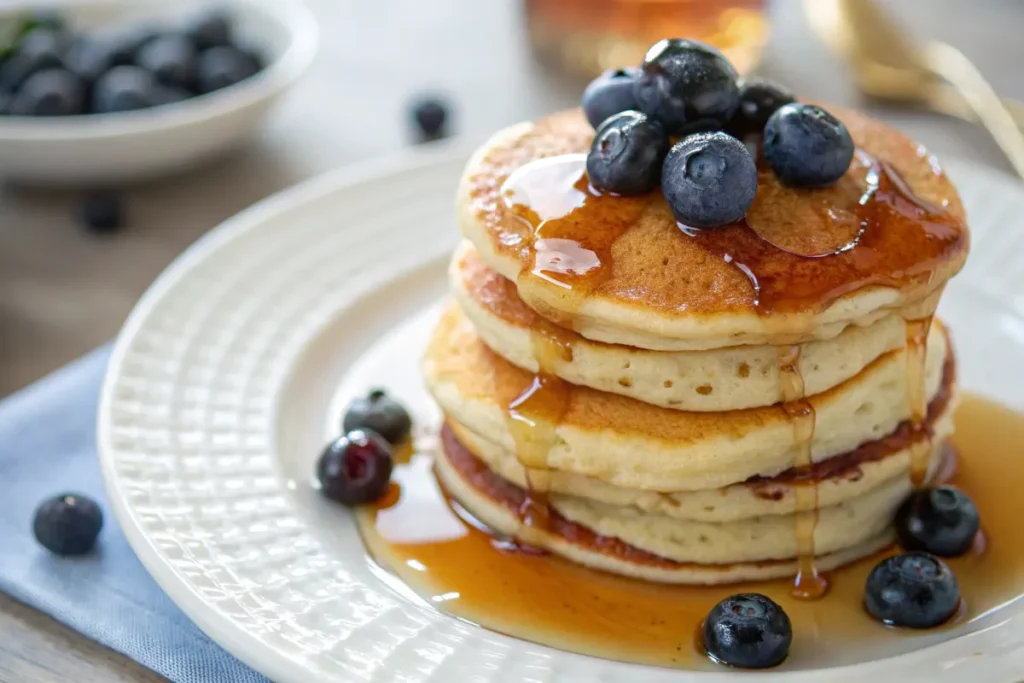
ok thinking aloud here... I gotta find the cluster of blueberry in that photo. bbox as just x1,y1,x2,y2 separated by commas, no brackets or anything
0,8,264,117
704,485,980,669
581,38,855,228
316,390,411,505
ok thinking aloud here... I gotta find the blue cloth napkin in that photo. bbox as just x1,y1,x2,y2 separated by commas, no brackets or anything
0,347,269,683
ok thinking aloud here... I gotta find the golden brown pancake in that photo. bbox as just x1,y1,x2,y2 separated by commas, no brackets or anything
451,240,915,411
423,302,951,491
456,108,969,350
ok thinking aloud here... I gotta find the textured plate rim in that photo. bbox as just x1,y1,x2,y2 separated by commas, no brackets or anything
97,151,1024,683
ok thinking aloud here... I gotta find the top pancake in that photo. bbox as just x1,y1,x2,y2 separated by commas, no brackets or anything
457,108,969,351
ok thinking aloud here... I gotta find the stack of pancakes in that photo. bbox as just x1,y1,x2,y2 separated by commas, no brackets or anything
423,108,968,584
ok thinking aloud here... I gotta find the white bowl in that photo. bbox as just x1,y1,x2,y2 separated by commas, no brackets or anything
0,0,318,185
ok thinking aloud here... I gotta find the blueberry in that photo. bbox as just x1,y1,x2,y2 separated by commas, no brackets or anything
411,96,449,140
105,24,162,66
343,389,413,445
703,593,792,669
137,36,197,90
33,493,103,556
0,28,67,93
62,38,114,85
317,430,394,505
662,131,757,228
183,9,233,51
196,46,259,94
93,66,157,113
77,192,125,234
896,486,980,557
729,78,795,136
9,68,85,116
764,103,854,187
864,552,960,628
585,110,668,195
581,67,640,129
634,38,739,135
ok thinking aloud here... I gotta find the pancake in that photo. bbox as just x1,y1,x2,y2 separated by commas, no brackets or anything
447,371,954,522
452,240,911,411
423,302,950,491
456,108,969,351
435,425,896,584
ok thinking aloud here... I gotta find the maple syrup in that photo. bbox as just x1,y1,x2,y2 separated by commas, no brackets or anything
358,394,1024,670
776,344,827,600
491,149,966,575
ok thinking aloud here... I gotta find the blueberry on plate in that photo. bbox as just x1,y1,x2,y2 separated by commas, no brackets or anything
137,35,198,91
33,493,104,556
729,78,795,136
196,46,259,93
9,68,85,116
343,389,413,445
0,27,67,93
77,191,125,234
633,38,739,135
586,110,668,195
183,8,233,51
410,96,449,140
92,65,158,113
317,430,394,505
582,67,640,129
896,485,980,557
662,131,757,228
864,552,960,628
764,103,854,187
703,593,792,669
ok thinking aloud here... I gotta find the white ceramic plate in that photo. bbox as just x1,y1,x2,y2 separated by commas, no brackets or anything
98,148,1024,683
0,0,317,185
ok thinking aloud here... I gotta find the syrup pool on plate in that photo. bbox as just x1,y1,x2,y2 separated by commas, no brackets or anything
341,306,1024,671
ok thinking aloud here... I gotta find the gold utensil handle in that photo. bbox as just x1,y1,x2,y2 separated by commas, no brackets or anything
923,41,1024,178
925,86,1024,132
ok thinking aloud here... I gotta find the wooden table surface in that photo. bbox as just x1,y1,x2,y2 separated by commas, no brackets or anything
1,0,1022,680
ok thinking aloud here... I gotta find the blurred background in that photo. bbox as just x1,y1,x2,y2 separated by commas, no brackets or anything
1,0,1022,400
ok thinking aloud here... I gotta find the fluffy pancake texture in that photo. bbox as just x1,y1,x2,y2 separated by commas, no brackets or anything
423,302,950,491
452,240,914,412
435,426,897,584
456,108,968,351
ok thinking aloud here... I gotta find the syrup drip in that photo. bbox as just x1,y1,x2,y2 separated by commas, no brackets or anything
904,316,935,485
706,155,966,315
500,155,648,539
776,345,827,600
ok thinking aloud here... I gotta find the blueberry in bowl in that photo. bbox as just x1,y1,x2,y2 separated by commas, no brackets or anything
896,485,980,557
0,0,317,185
702,593,792,668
